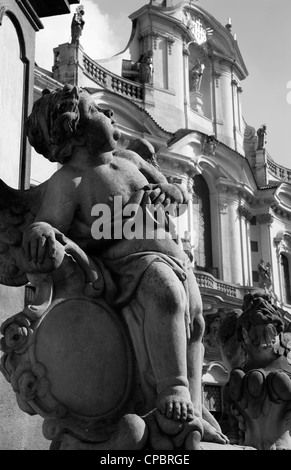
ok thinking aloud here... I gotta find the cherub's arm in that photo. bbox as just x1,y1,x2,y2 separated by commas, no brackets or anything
34,168,78,232
116,149,166,183
116,149,189,207
23,168,79,264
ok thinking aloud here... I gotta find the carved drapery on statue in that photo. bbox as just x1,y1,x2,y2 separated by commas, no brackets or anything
257,259,272,291
138,50,154,85
189,59,205,93
0,84,230,450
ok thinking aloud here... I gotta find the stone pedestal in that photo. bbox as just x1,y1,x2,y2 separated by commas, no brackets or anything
143,83,155,109
190,91,204,115
254,148,268,187
200,442,255,450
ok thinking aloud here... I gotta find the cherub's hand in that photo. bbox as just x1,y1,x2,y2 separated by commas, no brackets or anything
143,183,188,210
22,222,57,265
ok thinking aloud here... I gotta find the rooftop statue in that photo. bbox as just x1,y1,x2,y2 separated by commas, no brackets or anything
71,5,85,44
256,124,267,150
0,84,228,450
139,50,154,85
219,290,291,450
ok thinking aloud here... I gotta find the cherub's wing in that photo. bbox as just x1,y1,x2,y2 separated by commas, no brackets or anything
0,179,47,286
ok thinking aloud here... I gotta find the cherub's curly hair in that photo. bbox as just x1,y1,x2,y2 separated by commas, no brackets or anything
239,290,284,334
26,84,84,164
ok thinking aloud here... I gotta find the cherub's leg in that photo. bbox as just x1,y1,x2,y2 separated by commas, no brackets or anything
186,269,229,445
186,267,204,413
136,261,200,422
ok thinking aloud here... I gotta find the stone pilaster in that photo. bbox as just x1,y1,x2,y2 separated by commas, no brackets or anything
52,42,85,87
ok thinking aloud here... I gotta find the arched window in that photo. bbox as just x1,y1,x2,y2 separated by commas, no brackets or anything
0,12,26,188
192,174,213,270
281,254,291,305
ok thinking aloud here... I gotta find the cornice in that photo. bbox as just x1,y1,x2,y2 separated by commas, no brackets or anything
28,0,79,18
15,1,43,31
158,152,200,176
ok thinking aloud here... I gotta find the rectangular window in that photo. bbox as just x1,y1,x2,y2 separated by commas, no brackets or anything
251,241,258,252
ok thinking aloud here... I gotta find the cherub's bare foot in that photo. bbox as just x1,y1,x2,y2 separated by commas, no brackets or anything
202,419,229,445
156,385,194,422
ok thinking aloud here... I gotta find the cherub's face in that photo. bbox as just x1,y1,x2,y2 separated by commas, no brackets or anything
79,92,121,153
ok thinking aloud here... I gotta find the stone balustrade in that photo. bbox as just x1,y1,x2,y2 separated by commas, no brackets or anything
194,270,250,300
267,155,291,183
83,53,143,101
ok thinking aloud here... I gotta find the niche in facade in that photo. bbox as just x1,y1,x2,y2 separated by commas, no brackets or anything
188,43,211,119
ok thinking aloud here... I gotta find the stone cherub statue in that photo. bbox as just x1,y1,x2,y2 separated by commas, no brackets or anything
0,84,228,450
218,290,291,450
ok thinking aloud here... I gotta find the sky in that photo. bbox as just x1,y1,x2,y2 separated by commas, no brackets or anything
35,0,291,168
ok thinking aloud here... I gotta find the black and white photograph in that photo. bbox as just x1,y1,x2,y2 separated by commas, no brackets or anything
0,0,291,453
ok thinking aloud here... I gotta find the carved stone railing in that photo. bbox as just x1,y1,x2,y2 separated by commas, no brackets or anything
83,53,144,101
266,155,291,183
194,270,250,300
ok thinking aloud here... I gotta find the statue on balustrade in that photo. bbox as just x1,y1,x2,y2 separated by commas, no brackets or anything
71,5,85,44
218,290,291,450
256,124,267,150
0,84,229,450
139,50,154,85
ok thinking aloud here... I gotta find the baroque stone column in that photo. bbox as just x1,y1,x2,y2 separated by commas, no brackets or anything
216,184,243,285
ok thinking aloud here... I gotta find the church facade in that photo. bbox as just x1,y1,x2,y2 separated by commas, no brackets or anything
1,0,291,448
